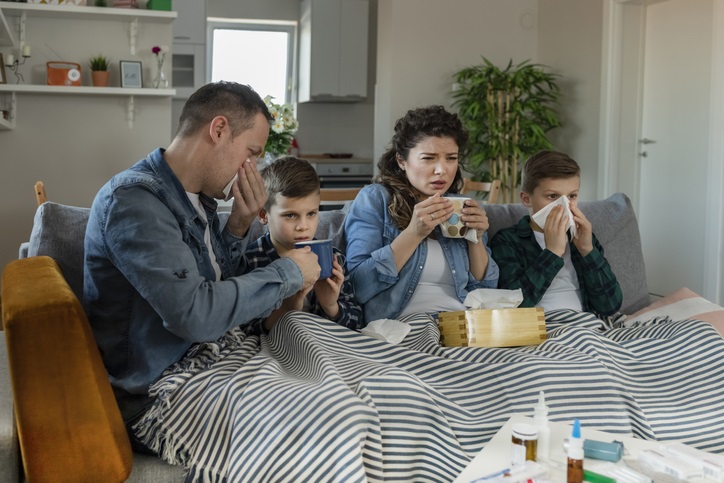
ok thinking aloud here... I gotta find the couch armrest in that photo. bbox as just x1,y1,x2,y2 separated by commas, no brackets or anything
0,337,20,483
1,256,132,483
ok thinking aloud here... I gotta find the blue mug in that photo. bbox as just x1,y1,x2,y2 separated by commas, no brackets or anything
294,239,333,279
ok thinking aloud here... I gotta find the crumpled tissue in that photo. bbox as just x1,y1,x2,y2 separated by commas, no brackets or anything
531,195,577,238
360,319,411,345
222,173,239,201
464,288,524,309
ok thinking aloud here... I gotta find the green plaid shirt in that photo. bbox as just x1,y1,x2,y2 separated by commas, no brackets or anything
490,216,622,316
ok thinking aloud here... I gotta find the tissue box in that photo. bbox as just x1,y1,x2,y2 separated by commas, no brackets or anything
438,308,546,348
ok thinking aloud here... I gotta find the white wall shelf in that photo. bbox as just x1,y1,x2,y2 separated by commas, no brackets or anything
0,84,175,96
0,85,175,131
0,2,176,23
0,2,176,131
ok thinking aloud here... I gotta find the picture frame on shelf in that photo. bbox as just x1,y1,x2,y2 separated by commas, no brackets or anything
0,54,7,85
120,60,143,88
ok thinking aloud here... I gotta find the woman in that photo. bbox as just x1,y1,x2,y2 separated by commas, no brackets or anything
345,105,498,322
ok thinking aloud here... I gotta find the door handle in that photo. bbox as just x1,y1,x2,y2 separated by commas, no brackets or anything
639,138,657,144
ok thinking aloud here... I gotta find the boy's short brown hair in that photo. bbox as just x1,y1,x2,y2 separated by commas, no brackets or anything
521,150,580,194
260,156,320,210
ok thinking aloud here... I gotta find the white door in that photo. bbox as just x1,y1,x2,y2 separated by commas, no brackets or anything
637,0,713,296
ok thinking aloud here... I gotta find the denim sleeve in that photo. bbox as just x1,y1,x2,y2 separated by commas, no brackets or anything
103,187,304,342
222,227,248,273
344,187,399,304
466,231,499,290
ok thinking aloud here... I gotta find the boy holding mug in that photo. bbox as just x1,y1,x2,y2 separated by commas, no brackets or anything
244,156,364,332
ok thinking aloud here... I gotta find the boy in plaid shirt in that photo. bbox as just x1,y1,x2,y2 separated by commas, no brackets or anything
490,150,622,315
243,156,364,333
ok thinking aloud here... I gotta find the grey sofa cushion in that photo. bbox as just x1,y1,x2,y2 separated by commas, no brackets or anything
24,195,648,315
25,202,91,301
485,192,650,314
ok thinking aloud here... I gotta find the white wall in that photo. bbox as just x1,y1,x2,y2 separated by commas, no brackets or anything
537,0,603,201
374,0,539,168
0,14,173,271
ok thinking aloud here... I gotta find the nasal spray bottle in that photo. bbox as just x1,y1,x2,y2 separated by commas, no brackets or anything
533,391,550,461
567,419,584,483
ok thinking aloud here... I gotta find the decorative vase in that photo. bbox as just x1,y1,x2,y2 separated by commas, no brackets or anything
91,70,110,87
153,53,168,89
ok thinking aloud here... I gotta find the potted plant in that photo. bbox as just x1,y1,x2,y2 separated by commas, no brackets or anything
452,58,563,202
89,54,111,87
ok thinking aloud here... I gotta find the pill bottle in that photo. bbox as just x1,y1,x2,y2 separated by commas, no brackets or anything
511,423,538,466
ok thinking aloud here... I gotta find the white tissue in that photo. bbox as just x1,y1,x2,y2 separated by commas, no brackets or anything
360,319,411,345
464,288,524,309
530,195,577,238
222,174,239,201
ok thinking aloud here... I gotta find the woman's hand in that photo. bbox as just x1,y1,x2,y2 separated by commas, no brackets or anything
407,194,453,238
460,199,489,242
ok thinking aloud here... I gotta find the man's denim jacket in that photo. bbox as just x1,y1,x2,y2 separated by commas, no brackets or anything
344,183,499,323
83,148,303,421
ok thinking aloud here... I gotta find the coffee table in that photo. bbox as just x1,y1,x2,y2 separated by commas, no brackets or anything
453,414,711,482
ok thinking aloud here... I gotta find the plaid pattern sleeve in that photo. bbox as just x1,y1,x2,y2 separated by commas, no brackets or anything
571,234,623,316
309,247,365,330
490,217,623,316
489,219,564,307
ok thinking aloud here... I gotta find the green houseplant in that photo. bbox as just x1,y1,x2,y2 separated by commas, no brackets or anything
452,58,563,202
89,54,111,87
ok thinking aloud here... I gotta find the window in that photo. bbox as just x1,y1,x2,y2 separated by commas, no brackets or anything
208,19,296,103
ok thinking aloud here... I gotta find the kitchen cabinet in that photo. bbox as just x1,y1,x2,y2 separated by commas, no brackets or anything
172,0,206,45
298,0,369,103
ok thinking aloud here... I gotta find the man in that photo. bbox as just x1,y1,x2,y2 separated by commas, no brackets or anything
83,82,320,449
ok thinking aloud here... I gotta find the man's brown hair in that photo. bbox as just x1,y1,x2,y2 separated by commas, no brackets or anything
521,150,580,194
260,156,320,210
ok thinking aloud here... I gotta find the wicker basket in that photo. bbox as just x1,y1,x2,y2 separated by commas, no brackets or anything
438,307,546,348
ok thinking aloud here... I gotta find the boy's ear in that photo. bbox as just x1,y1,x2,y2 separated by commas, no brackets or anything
520,191,532,208
258,208,268,225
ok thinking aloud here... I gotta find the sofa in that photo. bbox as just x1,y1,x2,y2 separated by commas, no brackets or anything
0,193,651,482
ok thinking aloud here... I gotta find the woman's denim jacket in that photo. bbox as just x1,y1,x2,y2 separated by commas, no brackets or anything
83,148,303,421
344,183,499,323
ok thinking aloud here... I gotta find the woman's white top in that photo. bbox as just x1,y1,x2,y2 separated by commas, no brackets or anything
398,238,467,318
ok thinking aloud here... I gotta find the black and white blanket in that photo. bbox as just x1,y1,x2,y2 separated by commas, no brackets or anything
134,310,724,482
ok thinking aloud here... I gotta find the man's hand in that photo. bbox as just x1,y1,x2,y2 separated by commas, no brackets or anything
286,246,321,290
543,205,569,257
226,159,268,237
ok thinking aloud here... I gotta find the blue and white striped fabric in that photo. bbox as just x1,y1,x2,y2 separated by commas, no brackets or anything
134,310,724,482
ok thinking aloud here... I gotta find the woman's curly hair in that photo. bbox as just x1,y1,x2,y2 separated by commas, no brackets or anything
376,105,468,229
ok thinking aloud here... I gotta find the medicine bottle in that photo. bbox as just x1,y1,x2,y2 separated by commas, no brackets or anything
511,423,538,466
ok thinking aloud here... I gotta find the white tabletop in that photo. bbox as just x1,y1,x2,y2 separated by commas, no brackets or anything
453,414,711,482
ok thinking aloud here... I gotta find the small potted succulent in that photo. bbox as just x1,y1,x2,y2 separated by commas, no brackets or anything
89,54,111,87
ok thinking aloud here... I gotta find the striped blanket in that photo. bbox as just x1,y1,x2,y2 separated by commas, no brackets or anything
134,310,724,482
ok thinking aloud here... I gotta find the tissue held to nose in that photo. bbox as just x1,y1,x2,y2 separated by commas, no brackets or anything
531,195,577,238
222,174,239,201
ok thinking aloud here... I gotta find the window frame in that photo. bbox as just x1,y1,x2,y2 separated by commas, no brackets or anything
206,18,297,104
